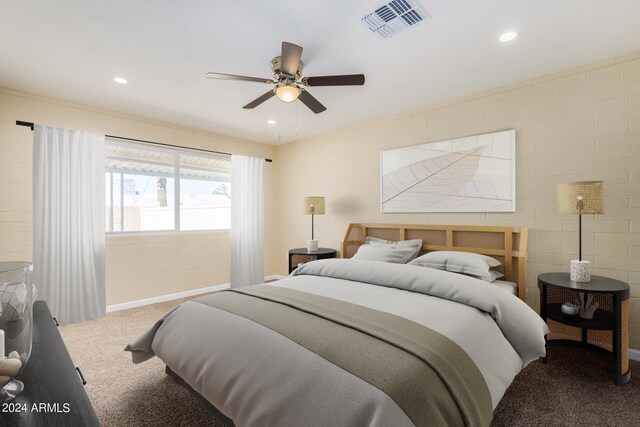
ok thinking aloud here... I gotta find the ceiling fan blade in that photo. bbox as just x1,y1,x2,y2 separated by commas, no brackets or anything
206,72,274,84
302,74,365,87
243,90,275,109
298,89,327,114
280,42,303,76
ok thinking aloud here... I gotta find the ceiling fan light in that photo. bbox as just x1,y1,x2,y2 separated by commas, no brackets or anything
274,83,301,103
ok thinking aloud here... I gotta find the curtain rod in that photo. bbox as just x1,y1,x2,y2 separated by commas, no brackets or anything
15,120,273,162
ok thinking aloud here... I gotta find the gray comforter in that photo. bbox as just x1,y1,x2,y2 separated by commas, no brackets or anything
126,259,549,427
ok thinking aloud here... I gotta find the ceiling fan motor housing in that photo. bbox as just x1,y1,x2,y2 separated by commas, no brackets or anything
271,56,304,81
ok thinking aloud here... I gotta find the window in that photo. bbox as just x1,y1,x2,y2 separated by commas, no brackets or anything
105,140,230,233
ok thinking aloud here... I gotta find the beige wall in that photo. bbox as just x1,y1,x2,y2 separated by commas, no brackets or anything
274,52,640,349
0,87,276,305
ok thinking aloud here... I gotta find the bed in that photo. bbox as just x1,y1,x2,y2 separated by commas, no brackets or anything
126,223,548,427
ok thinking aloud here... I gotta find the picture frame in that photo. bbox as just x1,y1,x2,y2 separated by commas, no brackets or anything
380,129,516,213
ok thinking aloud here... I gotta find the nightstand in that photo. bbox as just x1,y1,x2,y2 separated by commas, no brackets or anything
538,272,630,385
288,248,337,274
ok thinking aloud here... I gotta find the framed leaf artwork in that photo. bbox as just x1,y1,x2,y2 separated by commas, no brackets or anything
381,129,516,213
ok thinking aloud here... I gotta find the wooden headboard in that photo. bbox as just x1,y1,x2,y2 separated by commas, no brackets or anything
341,223,529,301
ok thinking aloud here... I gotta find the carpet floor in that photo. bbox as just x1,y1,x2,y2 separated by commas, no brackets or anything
59,297,639,426
59,296,223,427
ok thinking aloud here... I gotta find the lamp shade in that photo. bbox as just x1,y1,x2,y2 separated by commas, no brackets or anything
304,197,325,215
557,181,605,214
275,83,301,103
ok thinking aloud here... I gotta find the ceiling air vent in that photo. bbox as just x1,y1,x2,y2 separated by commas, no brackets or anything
361,0,428,39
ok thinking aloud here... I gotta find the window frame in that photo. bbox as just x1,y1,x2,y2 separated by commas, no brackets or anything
105,139,231,235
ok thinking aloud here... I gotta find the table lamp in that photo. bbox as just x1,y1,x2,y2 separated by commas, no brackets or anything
557,181,604,282
304,197,325,252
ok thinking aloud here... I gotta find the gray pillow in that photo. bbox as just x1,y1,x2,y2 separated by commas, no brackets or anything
408,251,501,280
352,237,423,264
465,270,505,283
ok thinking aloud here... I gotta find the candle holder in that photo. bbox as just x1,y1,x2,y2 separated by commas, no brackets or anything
0,262,33,402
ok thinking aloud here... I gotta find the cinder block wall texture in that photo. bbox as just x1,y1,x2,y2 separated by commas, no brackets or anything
275,51,640,349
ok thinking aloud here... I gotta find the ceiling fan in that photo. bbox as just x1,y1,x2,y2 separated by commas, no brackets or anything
206,42,365,114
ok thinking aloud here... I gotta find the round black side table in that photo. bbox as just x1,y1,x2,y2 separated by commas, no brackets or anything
288,248,337,274
538,272,630,385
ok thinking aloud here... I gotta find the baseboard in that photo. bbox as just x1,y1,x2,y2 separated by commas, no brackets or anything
106,283,231,313
106,274,286,313
630,348,640,362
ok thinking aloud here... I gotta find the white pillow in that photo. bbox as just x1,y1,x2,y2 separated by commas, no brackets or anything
408,251,501,280
466,270,505,283
366,236,423,261
352,237,423,264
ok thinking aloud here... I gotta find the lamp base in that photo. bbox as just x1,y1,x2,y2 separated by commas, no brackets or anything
307,240,318,252
570,260,591,282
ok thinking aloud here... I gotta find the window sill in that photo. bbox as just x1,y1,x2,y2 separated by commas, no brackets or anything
106,229,230,237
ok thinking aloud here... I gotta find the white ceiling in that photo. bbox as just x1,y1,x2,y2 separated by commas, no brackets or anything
1,1,640,145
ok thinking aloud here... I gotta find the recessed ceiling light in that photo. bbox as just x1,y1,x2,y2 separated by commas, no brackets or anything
499,31,518,42
267,120,276,125
113,77,128,84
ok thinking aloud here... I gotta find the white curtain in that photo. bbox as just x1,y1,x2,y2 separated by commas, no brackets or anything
230,155,264,288
33,125,106,324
